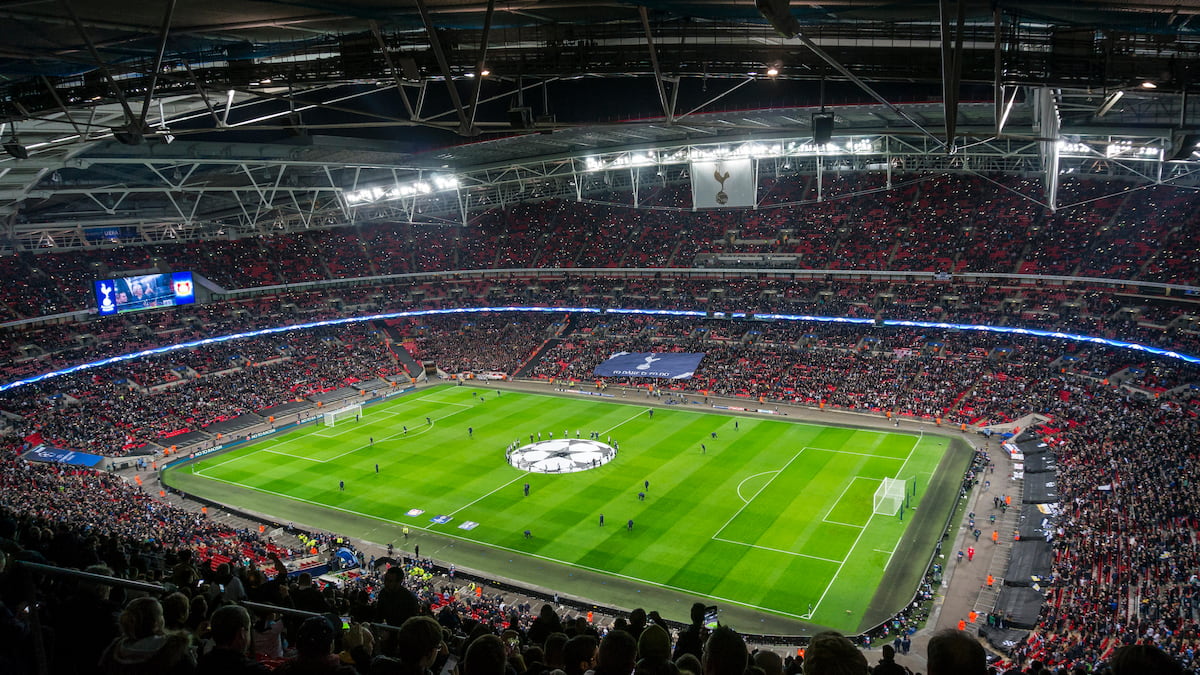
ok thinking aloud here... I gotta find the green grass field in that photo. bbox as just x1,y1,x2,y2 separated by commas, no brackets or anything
166,384,960,632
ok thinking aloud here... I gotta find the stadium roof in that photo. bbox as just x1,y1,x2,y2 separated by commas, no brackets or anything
1,1,1199,250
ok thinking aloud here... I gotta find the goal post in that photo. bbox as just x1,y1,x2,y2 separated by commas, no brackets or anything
873,477,906,516
323,403,363,427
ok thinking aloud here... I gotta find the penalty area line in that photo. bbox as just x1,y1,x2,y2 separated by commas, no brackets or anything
712,537,844,564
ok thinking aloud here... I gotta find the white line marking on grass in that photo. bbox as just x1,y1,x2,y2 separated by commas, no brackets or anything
600,408,650,436
889,435,923,483
261,448,324,461
712,447,808,540
193,451,254,474
183,470,812,621
823,520,865,529
804,446,908,460
712,537,844,564
735,471,779,504
820,476,881,527
874,549,895,554
448,474,529,517
809,509,880,617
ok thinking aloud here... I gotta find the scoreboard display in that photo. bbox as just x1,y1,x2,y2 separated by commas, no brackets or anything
94,272,196,316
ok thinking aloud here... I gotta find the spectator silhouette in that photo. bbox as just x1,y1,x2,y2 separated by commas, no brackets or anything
1107,644,1184,675
672,603,708,662
464,634,507,675
377,566,420,626
197,605,270,675
98,595,197,675
562,634,599,675
871,644,909,675
701,626,747,675
925,629,985,675
635,624,679,675
527,604,564,646
800,631,867,675
275,615,355,675
751,651,783,675
594,630,637,675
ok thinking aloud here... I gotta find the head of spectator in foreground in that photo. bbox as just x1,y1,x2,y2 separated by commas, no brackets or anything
595,629,637,675
675,653,702,675
637,624,673,665
702,626,748,675
926,629,985,675
118,595,167,640
465,634,508,675
801,631,868,675
1107,644,1183,675
208,604,252,652
752,650,784,675
295,615,338,659
396,616,447,671
562,634,599,675
544,632,569,668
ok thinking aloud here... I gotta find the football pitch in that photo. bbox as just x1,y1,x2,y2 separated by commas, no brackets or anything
165,384,967,633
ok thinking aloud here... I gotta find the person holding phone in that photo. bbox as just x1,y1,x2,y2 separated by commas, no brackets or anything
672,603,710,661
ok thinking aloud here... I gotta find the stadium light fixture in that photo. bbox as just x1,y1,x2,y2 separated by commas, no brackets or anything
1141,81,1158,89
766,66,779,77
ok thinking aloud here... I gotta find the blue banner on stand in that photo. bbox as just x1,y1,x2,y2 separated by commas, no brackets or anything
593,352,705,379
22,445,105,467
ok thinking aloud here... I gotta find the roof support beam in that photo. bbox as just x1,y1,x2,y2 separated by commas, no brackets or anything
639,6,674,123
58,0,138,125
466,0,497,133
414,0,473,135
939,0,965,148
138,0,177,129
370,21,419,123
39,76,85,138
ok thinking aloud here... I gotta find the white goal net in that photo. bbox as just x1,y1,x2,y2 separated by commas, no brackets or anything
873,477,906,516
323,403,363,427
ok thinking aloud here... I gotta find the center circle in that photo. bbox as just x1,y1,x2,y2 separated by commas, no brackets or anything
506,439,617,474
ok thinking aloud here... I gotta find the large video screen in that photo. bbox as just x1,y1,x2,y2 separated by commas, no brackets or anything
94,272,196,316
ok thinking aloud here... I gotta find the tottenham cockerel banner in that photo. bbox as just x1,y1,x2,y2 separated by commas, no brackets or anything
691,158,755,209
593,352,705,379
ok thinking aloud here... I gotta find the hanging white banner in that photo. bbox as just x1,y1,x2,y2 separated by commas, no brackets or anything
691,158,755,209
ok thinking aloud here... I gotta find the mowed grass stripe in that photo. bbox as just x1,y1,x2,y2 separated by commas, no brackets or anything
178,384,948,630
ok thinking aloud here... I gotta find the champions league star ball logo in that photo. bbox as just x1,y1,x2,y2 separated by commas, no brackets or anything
712,167,732,205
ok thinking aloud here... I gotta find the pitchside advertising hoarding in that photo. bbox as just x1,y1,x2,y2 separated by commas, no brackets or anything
94,272,196,316
593,352,705,379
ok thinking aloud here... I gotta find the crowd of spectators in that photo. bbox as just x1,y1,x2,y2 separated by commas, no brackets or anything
4,270,1199,388
0,306,1198,671
3,172,1200,324
0,325,407,457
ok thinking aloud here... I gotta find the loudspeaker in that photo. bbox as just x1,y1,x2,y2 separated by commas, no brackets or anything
508,107,534,129
813,113,835,144
112,125,145,146
3,142,28,160
1165,134,1200,161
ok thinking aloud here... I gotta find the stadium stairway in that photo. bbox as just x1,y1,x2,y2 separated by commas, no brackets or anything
511,313,584,378
375,320,424,375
